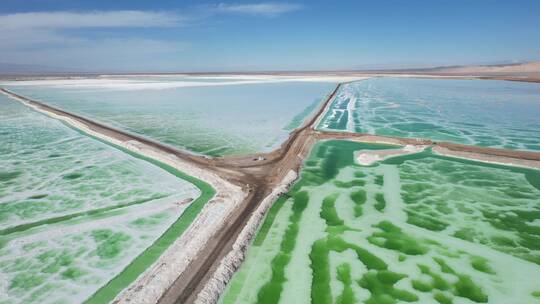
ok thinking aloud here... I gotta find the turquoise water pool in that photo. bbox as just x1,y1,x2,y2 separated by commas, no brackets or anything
318,78,540,150
4,77,336,156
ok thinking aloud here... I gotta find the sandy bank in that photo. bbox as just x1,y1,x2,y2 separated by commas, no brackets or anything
433,145,540,170
355,145,427,165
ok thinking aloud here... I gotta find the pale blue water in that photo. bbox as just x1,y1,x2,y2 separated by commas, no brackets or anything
318,77,540,150
6,80,335,156
0,94,201,303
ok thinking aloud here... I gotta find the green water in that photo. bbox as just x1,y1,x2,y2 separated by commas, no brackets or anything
0,95,214,303
220,140,540,304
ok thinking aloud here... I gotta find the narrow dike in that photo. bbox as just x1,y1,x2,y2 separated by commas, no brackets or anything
0,194,167,237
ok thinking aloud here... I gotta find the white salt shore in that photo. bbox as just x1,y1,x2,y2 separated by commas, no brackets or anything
0,75,369,91
432,145,540,170
355,145,427,165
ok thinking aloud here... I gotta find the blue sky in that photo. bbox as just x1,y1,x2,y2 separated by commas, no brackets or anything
1,0,539,72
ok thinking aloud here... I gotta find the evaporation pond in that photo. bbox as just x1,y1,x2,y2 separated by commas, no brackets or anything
3,76,336,156
220,140,540,304
0,94,203,303
318,77,540,150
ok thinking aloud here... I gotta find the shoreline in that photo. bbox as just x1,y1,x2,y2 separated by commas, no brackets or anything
432,145,540,170
355,144,428,165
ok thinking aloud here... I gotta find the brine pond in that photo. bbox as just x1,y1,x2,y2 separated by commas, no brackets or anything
2,76,336,156
3,75,540,304
220,140,540,304
318,78,540,151
0,94,213,304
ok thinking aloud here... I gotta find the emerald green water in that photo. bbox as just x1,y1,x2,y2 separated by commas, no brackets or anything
0,95,213,303
220,140,540,304
318,78,540,151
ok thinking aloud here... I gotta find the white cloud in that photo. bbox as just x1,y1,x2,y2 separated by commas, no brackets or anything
0,10,188,51
213,3,303,16
0,11,184,30
0,4,304,71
